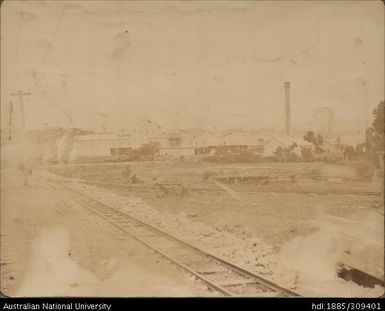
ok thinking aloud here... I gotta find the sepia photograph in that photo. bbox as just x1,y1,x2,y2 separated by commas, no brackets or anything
0,0,384,298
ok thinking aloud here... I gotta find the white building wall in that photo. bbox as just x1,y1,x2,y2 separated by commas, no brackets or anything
193,132,220,148
130,120,162,148
70,135,131,160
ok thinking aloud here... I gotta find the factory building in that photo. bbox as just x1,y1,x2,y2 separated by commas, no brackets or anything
70,133,131,162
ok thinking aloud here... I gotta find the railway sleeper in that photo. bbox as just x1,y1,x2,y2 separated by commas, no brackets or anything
225,283,279,296
57,182,300,297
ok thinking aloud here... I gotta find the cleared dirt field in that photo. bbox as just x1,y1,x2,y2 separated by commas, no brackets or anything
41,161,384,296
46,161,382,246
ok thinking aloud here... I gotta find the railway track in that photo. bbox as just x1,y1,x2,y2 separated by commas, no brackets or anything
53,181,300,297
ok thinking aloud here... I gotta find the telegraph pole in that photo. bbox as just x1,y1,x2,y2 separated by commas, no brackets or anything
10,90,31,185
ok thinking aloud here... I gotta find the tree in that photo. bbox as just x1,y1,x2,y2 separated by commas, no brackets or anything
355,143,365,157
288,142,298,151
372,101,384,151
316,133,324,147
304,131,324,153
301,147,313,162
274,146,285,162
363,101,384,167
284,143,299,162
274,143,299,162
365,127,376,153
304,131,315,144
344,145,356,160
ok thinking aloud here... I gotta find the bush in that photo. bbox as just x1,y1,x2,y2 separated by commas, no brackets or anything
301,147,314,162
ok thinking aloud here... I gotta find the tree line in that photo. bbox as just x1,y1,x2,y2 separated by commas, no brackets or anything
274,101,384,168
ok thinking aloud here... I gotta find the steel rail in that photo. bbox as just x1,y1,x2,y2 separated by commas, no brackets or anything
53,181,300,297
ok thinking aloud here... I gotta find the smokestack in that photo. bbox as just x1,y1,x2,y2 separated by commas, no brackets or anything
284,81,291,136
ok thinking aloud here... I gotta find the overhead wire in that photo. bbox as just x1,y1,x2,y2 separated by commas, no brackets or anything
41,0,68,65
37,0,73,127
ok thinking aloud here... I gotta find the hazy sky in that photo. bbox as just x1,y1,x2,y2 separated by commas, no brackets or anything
1,0,384,132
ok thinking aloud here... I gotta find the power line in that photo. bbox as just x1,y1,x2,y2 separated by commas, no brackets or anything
39,72,73,127
37,1,73,128
41,0,68,65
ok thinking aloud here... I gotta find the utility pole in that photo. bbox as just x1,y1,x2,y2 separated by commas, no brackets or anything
10,90,31,185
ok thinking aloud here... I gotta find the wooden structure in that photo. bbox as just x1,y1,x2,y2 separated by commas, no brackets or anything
153,180,186,197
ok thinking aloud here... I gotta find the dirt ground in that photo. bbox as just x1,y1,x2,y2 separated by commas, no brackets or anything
1,159,383,297
0,167,210,297
41,161,384,297
46,161,383,246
